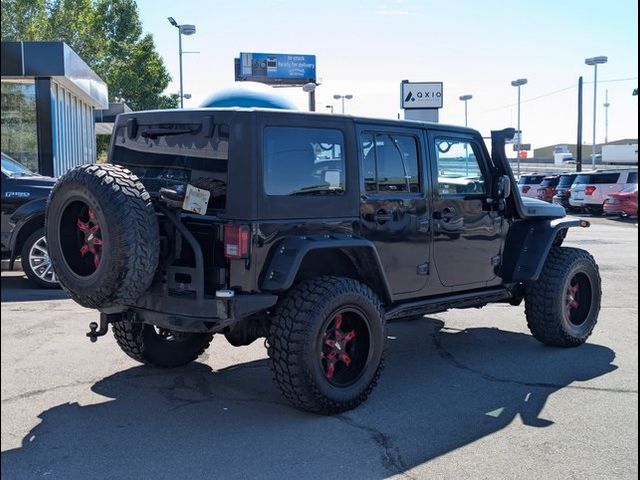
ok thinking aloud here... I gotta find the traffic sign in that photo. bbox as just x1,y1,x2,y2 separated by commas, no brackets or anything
513,143,531,151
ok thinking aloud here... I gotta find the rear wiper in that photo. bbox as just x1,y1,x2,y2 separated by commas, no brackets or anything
141,127,198,139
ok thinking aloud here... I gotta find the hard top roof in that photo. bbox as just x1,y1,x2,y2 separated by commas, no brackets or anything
120,107,479,136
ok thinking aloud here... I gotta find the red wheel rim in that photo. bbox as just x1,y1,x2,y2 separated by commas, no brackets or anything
320,309,371,387
59,200,105,277
564,273,592,326
76,207,103,270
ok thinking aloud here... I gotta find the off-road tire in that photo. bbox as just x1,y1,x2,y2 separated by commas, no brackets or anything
21,228,60,288
525,247,601,347
46,164,159,308
268,276,386,414
112,321,213,368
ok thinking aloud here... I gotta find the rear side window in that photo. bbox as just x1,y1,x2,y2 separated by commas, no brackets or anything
360,133,420,194
593,173,620,184
575,174,594,184
263,127,345,196
627,171,638,183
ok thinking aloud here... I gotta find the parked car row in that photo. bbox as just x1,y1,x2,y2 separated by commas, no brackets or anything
519,169,638,217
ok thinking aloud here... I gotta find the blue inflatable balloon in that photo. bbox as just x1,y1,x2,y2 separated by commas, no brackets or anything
200,85,296,110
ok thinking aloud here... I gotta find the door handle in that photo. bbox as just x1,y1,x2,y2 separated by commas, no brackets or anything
373,210,394,223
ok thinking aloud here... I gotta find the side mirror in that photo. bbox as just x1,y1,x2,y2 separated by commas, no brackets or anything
494,175,512,199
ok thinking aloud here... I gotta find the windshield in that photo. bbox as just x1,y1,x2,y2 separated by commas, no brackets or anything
1,153,37,177
558,175,576,187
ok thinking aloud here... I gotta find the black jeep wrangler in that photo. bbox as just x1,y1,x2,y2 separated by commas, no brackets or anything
45,109,601,414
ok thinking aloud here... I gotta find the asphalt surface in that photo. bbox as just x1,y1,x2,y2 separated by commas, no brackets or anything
1,216,638,480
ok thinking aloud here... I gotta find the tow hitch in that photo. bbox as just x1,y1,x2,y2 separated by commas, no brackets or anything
86,313,120,342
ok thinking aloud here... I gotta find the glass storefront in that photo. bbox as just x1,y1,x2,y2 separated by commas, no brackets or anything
1,80,39,172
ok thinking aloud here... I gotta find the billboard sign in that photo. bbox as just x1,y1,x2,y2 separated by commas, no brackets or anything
236,53,316,85
401,81,443,109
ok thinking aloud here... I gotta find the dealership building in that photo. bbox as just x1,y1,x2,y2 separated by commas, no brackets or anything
1,41,108,176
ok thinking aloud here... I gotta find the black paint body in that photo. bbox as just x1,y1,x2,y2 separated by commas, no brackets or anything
103,109,579,332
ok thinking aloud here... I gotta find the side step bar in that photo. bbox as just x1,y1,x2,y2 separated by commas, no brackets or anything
384,287,514,321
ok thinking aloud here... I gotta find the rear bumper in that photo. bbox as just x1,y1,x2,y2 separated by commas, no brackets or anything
604,201,637,216
105,291,278,333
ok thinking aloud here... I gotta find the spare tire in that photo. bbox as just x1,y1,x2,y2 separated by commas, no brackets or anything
46,164,159,309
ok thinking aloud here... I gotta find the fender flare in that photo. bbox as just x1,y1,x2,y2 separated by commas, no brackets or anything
501,217,590,283
8,198,47,266
259,234,392,303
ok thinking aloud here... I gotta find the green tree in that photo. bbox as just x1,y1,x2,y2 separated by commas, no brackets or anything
1,0,178,111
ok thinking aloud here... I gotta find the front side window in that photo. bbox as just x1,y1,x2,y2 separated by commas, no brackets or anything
434,138,486,195
360,133,420,194
264,127,345,196
627,171,637,184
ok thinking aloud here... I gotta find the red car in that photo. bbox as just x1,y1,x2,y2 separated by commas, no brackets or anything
536,175,561,203
604,185,638,217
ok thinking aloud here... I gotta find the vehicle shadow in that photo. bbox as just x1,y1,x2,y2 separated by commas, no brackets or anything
1,319,618,480
0,273,68,302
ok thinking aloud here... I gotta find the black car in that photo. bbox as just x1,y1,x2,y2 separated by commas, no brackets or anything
552,173,578,210
1,152,59,287
45,109,602,414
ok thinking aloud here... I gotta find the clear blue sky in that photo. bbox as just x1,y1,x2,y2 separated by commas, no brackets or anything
137,0,638,148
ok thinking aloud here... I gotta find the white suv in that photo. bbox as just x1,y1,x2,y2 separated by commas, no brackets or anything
518,174,548,199
570,169,638,214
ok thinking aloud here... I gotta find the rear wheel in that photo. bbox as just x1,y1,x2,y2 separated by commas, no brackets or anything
525,247,601,347
268,276,386,414
21,228,60,288
112,321,213,368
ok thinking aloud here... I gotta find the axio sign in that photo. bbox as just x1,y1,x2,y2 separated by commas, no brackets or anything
401,81,443,109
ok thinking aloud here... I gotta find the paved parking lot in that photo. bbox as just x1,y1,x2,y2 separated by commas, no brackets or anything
1,216,637,479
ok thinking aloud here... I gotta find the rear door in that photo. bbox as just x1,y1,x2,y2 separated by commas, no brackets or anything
357,126,430,297
428,132,504,287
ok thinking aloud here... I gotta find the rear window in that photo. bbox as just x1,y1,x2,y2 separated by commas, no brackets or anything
263,127,345,196
111,120,230,211
558,175,576,187
519,175,545,185
540,177,560,187
627,171,638,184
575,174,593,184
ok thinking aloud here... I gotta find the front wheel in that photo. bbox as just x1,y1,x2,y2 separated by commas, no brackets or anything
21,228,60,288
268,276,386,414
525,247,601,347
112,321,213,368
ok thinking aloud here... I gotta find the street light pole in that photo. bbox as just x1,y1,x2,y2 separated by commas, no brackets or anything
168,17,196,108
511,78,528,177
459,94,472,127
178,28,184,108
333,94,353,114
604,89,610,144
325,105,334,114
585,56,608,168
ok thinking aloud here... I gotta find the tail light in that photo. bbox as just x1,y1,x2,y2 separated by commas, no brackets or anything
523,186,531,193
224,224,250,259
585,186,597,196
